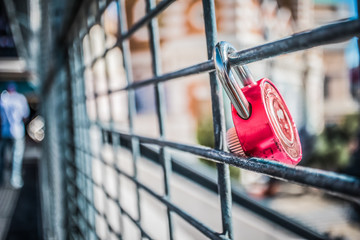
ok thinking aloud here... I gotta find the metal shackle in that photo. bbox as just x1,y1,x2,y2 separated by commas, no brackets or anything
213,41,255,119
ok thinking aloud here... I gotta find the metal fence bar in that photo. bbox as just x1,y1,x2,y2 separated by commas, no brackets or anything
92,2,113,239
74,33,97,240
65,46,81,240
67,174,129,239
145,0,174,239
64,57,77,240
118,167,224,240
202,0,233,239
67,143,226,240
113,19,360,92
67,171,101,239
116,138,327,240
68,39,97,240
116,0,143,236
52,5,360,87
122,0,175,40
57,66,72,240
98,1,125,237
98,3,125,237
82,20,360,101
84,3,130,238
82,18,360,99
76,0,175,74
100,128,360,198
228,18,360,66
67,160,153,239
69,41,84,240
83,10,108,238
41,0,360,239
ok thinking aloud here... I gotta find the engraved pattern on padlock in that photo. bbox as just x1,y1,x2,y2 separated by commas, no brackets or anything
214,41,302,165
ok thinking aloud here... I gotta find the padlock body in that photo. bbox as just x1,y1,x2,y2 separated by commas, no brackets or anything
231,78,302,165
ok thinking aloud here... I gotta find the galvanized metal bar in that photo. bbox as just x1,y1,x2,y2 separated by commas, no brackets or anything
99,3,125,236
68,171,142,239
67,158,151,239
92,1,113,238
71,156,158,239
116,19,360,91
64,52,77,240
57,69,70,240
145,0,174,239
119,166,225,240
84,18,360,99
74,34,96,239
68,159,154,239
117,0,143,232
202,0,233,239
109,134,124,239
84,55,213,93
63,49,73,239
68,43,89,239
228,18,360,66
67,179,125,239
68,144,226,240
77,5,111,238
66,171,97,239
100,129,360,198
78,130,329,237
67,157,152,240
67,198,90,239
48,6,360,94
100,134,327,239
123,140,327,240
74,0,175,73
122,0,175,39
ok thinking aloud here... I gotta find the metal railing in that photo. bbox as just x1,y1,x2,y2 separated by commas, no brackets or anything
41,0,360,239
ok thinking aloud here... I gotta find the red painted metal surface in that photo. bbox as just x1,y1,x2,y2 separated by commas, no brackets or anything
231,78,302,165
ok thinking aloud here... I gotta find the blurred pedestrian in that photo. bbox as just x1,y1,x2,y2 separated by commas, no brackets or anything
0,83,29,188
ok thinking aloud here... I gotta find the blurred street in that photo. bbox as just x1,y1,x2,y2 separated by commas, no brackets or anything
0,138,42,240
268,184,360,239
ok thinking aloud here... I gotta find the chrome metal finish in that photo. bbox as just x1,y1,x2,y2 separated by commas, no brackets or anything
214,41,255,119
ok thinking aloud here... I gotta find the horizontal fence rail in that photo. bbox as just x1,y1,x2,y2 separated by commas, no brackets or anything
104,132,331,240
124,18,360,91
98,126,360,198
40,0,360,239
81,18,360,98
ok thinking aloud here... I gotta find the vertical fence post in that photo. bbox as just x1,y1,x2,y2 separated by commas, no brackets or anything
117,0,143,237
145,0,174,239
202,0,234,239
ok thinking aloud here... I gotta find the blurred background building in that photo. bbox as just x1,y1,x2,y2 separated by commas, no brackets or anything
0,0,359,239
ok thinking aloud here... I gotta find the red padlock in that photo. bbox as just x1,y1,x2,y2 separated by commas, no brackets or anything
214,41,302,165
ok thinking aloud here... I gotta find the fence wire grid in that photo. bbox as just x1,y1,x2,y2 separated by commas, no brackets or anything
40,0,360,240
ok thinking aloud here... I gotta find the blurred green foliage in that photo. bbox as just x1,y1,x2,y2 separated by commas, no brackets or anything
306,114,359,170
196,115,240,179
196,116,215,149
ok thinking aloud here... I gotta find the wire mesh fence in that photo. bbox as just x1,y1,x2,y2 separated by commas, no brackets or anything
41,0,360,239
